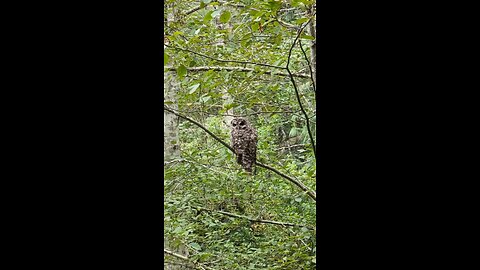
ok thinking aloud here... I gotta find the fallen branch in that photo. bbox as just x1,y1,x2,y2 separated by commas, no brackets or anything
164,106,316,202
163,66,310,79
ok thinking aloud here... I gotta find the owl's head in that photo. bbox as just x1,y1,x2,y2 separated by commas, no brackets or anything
231,118,248,130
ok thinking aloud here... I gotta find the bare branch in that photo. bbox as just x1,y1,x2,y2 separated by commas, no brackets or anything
164,249,215,270
286,14,317,159
164,106,233,152
255,162,316,201
163,66,310,78
275,144,307,151
163,106,316,202
165,44,285,70
298,39,316,97
185,1,211,16
169,107,301,118
193,206,315,230
164,249,189,260
184,0,258,17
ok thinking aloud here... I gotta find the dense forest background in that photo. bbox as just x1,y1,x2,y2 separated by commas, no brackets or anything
164,0,316,269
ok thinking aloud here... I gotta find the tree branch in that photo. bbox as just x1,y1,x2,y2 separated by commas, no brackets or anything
164,249,214,270
164,249,189,260
193,206,315,230
286,14,317,159
163,106,316,202
165,44,285,70
163,66,310,78
255,162,316,201
298,39,316,98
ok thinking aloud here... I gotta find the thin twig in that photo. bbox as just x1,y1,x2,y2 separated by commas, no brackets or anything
165,44,285,70
164,106,233,152
298,39,316,97
276,18,300,30
164,249,215,270
163,106,316,202
164,249,189,260
286,14,317,159
168,108,300,117
193,206,315,230
255,162,316,201
275,144,307,151
163,66,310,78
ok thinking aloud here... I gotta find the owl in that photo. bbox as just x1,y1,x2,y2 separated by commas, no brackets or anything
231,117,258,173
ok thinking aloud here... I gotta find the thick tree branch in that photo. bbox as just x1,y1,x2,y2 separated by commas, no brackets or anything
193,206,315,230
255,162,316,201
165,44,285,70
163,106,316,201
286,14,317,159
164,66,310,78
164,106,233,152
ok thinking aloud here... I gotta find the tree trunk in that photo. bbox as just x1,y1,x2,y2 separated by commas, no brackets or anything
308,10,316,89
164,4,188,269
164,71,180,161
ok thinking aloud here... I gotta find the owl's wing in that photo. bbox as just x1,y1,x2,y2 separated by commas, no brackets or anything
231,132,244,153
251,129,258,143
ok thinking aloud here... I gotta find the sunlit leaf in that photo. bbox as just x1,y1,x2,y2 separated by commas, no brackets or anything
220,10,231,23
295,18,309,24
300,34,315,40
189,83,200,94
164,53,169,65
203,10,213,23
177,64,187,77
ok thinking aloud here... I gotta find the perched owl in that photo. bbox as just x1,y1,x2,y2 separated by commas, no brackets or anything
231,117,258,173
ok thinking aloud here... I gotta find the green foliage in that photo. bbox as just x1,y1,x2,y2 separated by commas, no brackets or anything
165,0,316,269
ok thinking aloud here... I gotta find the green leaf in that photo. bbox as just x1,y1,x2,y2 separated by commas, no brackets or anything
300,0,315,5
300,34,315,40
164,53,169,66
220,10,231,23
177,64,187,77
289,128,297,137
274,34,283,45
224,103,237,110
190,242,202,251
295,18,309,25
203,10,213,23
189,83,200,94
